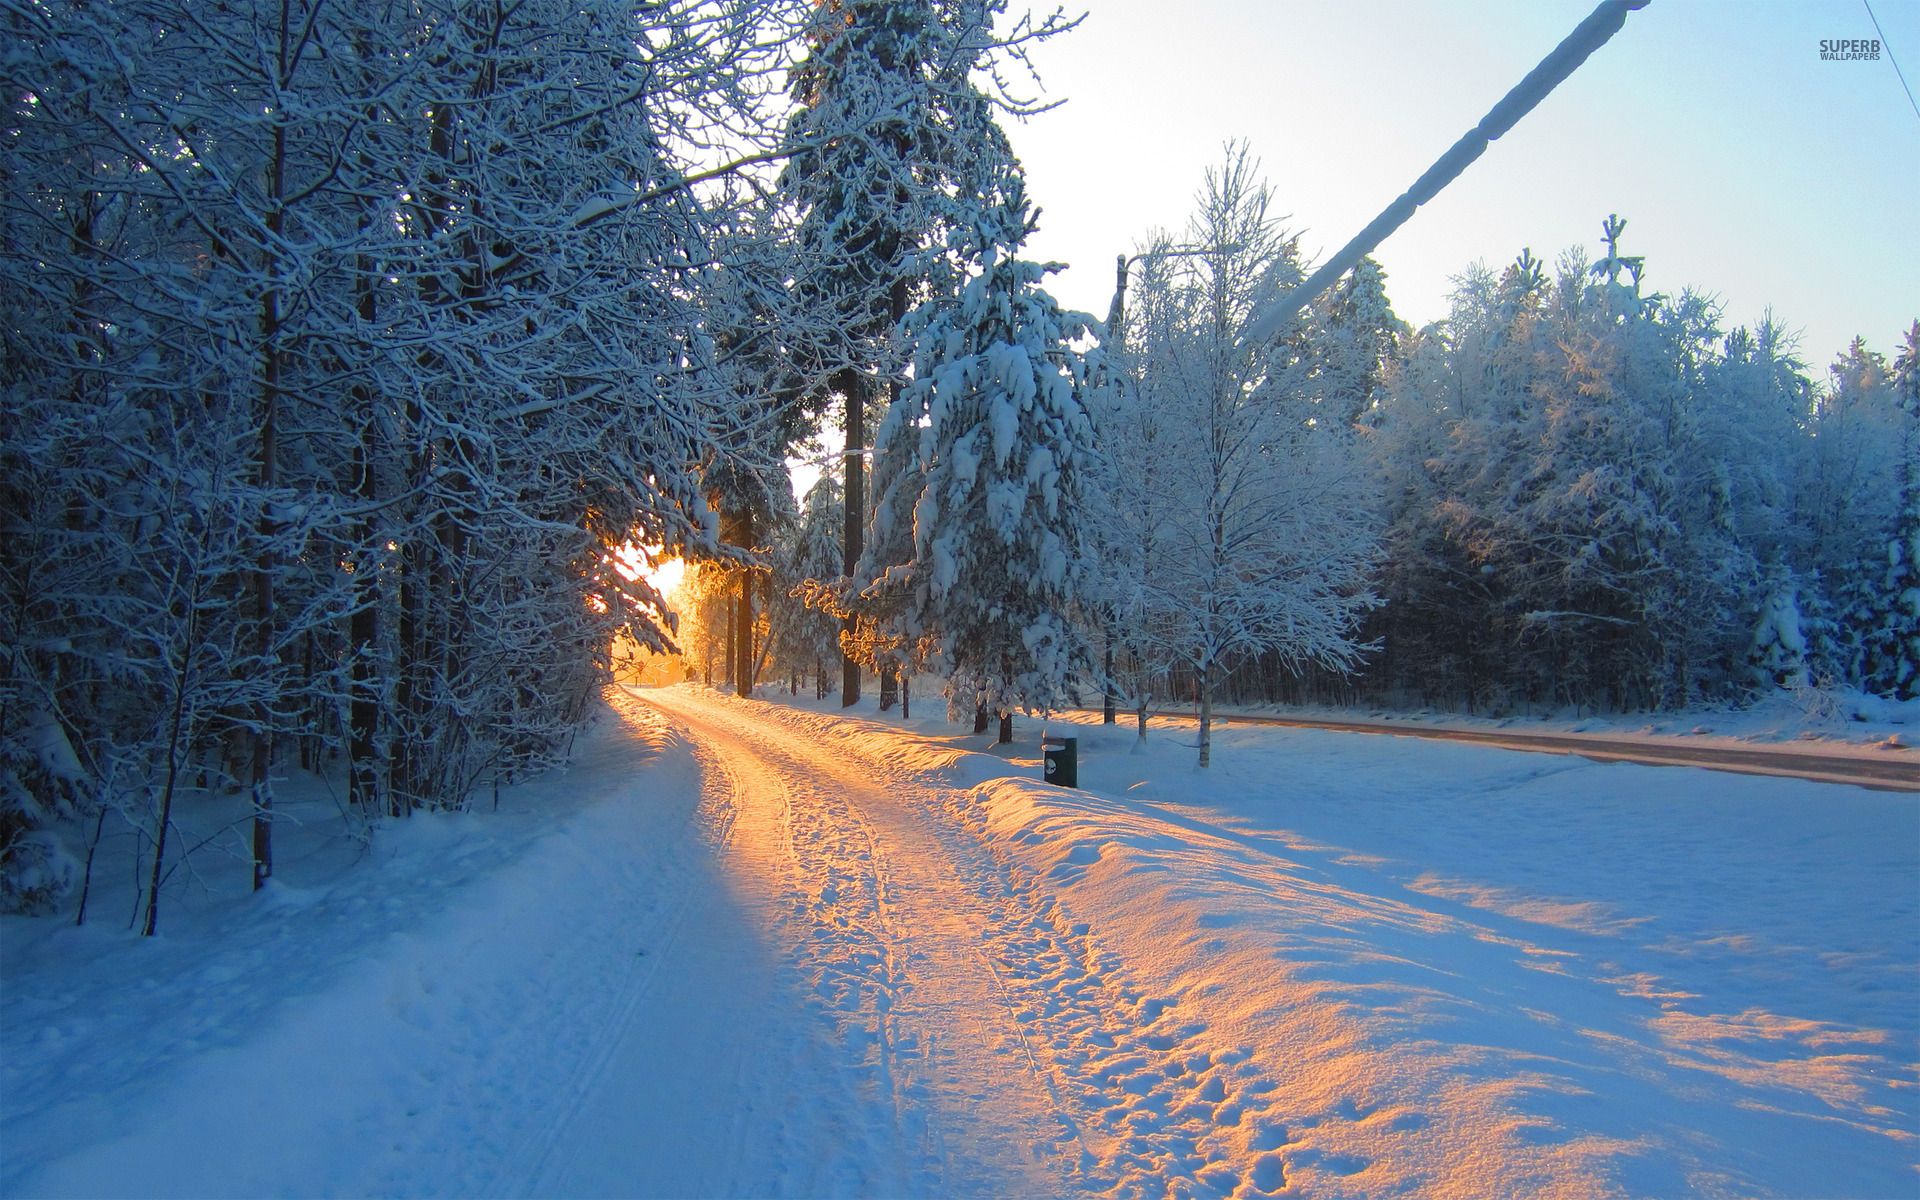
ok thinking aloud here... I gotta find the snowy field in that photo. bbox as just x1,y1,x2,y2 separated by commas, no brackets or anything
2,684,1915,1198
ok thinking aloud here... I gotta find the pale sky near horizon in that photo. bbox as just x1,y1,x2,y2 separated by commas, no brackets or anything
1000,0,1919,375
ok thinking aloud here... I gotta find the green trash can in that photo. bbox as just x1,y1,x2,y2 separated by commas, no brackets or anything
1042,735,1078,788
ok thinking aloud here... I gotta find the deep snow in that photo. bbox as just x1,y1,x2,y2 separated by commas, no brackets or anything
1,684,1914,1198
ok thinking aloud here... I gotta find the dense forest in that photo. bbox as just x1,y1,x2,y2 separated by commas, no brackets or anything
4,0,1915,918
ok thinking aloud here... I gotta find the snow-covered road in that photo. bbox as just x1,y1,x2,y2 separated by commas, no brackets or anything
534,685,1073,1198
610,687,1919,1199
4,683,1913,1199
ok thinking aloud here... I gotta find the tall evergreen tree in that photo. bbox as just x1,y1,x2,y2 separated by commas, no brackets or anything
855,181,1095,729
777,0,1065,707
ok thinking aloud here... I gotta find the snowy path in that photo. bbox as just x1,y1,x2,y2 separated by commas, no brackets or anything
532,687,1070,1198
3,684,1913,1199
618,687,1093,1195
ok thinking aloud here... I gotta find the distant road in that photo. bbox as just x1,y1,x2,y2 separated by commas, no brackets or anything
1085,709,1919,793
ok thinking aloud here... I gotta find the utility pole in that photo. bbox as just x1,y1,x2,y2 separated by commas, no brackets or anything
1242,0,1650,343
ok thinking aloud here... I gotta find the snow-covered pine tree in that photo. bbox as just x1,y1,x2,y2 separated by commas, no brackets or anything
782,0,976,707
1860,321,1920,698
1807,335,1910,694
770,476,850,698
1311,256,1409,425
855,179,1095,734
1747,562,1811,690
778,0,1072,708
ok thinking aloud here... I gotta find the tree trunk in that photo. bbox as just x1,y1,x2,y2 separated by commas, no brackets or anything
144,584,202,935
74,810,106,928
1197,662,1213,769
250,86,290,892
347,440,381,817
900,675,910,720
392,532,422,816
735,508,754,699
347,85,383,820
879,664,897,711
723,585,736,690
998,712,1013,745
973,703,989,735
1103,632,1116,724
841,369,864,707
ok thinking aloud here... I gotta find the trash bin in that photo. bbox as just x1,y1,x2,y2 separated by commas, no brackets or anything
1042,735,1078,788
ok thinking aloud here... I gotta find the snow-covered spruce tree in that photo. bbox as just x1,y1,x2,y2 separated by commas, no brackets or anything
769,476,849,697
854,180,1095,736
1698,317,1817,579
1803,335,1911,693
1089,149,1381,766
777,0,1070,707
1308,255,1409,426
1746,561,1812,690
1859,321,1920,697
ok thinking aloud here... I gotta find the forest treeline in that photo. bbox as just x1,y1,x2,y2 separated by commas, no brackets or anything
4,0,1915,919
683,206,1918,732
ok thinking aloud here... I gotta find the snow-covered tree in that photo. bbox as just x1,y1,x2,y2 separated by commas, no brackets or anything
855,181,1095,733
0,0,809,914
1083,242,1189,743
1086,149,1381,765
1747,563,1812,690
777,0,1072,707
1857,322,1920,698
1309,256,1409,425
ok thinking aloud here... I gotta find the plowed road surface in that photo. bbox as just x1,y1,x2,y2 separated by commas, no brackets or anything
1106,708,1917,791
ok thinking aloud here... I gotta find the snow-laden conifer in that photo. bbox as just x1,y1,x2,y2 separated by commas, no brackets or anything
856,180,1095,725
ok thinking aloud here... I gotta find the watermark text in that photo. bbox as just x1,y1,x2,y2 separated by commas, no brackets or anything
1820,38,1882,61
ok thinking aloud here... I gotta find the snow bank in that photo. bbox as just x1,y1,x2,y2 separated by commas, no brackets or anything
938,713,1916,1197
2,693,702,1198
733,690,1917,1195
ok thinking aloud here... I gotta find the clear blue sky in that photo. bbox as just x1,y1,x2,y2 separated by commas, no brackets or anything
1003,0,1920,375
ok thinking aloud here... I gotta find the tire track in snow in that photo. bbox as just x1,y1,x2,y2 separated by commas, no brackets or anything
641,688,1301,1199
523,689,844,1199
511,692,757,1195
647,688,1067,1195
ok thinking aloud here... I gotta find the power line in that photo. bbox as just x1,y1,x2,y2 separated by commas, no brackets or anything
1240,0,1650,346
1862,0,1920,123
